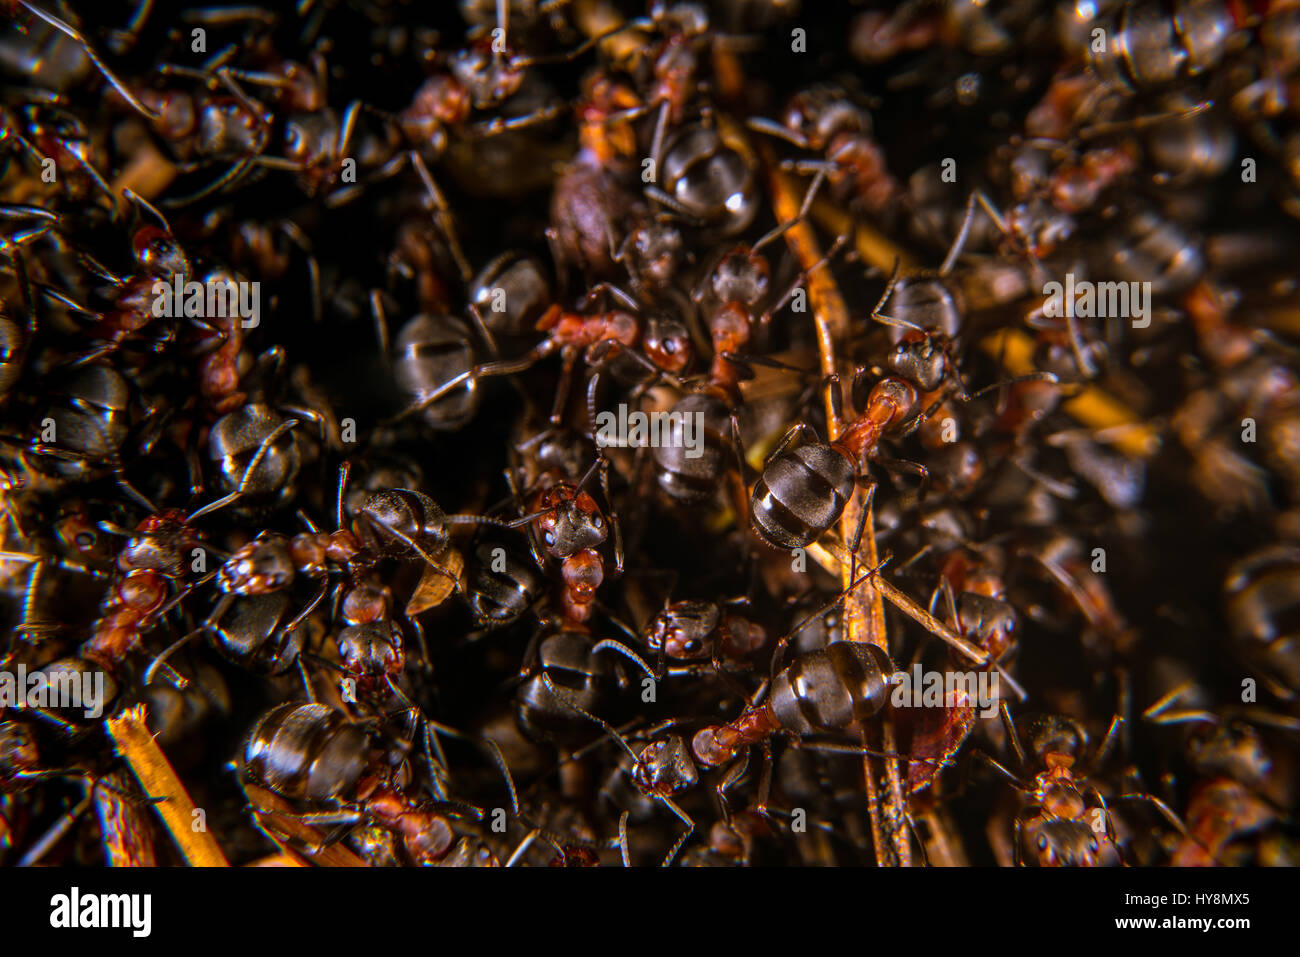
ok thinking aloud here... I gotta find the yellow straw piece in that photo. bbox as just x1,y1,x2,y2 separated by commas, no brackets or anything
106,705,231,867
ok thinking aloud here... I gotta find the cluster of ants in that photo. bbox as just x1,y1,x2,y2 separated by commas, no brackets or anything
1,0,1299,867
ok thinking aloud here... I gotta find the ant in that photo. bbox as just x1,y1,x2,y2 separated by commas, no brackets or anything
749,194,1056,549
978,706,1194,866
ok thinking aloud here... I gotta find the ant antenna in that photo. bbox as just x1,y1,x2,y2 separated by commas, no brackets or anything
122,188,174,235
20,2,162,122
591,638,656,680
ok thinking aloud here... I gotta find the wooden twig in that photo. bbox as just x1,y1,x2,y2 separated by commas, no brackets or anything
763,158,912,866
106,704,230,866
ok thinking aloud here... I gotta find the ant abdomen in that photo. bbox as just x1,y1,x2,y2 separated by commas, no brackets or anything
242,702,369,802
750,443,855,549
768,642,895,735
466,543,542,629
654,392,734,504
355,488,451,560
392,314,481,431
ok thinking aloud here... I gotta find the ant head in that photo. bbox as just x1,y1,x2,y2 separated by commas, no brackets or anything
118,509,198,577
629,218,685,286
783,87,870,148
711,246,769,306
132,225,188,279
632,735,699,796
648,600,718,659
535,487,607,558
1023,713,1088,771
449,41,523,108
642,312,693,374
1025,818,1116,867
218,534,294,594
283,110,339,170
886,334,946,392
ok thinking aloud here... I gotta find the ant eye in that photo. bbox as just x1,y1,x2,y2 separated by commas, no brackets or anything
593,516,602,528
1090,839,1099,852
1037,835,1048,850
543,532,555,545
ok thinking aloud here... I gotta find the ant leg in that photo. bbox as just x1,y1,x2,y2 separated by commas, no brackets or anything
649,100,670,180
757,235,849,326
766,568,875,685
873,455,930,498
16,784,96,866
751,165,830,253
719,352,817,378
407,706,452,802
282,577,329,634
1092,714,1124,768
509,18,629,68
762,422,817,470
296,658,316,702
905,812,933,867
334,462,350,531
656,795,694,867
1012,809,1033,867
644,186,707,223
939,190,979,277
582,281,641,313
999,699,1028,771
1141,680,1206,724
71,412,157,514
1113,791,1199,848
587,375,624,574
745,115,812,149
715,751,751,821
468,103,565,138
162,157,257,207
295,809,363,830
973,749,1031,791
504,470,546,569
369,289,394,361
617,810,631,867
729,412,753,485
142,607,219,688
1077,100,1210,140
278,219,322,326
407,151,472,281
